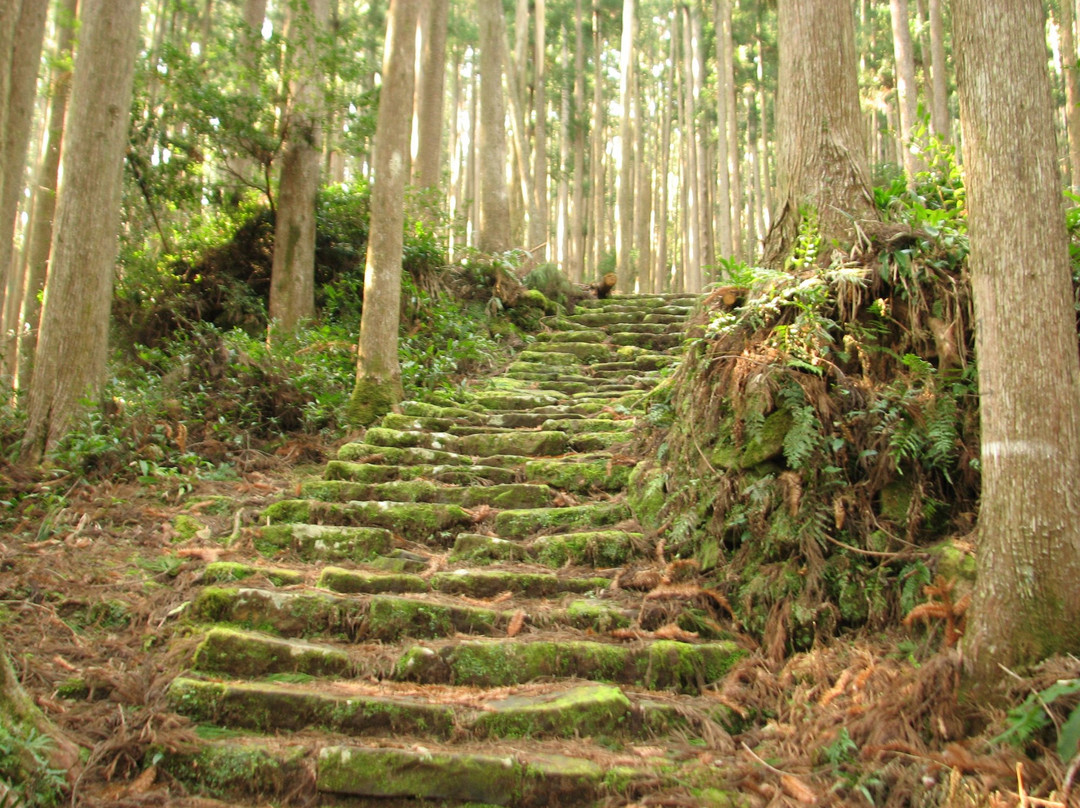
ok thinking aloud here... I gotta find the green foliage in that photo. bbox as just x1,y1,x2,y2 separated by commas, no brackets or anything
0,724,66,808
994,678,1080,762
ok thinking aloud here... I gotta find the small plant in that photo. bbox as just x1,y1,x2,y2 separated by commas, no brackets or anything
0,724,67,808
994,678,1080,762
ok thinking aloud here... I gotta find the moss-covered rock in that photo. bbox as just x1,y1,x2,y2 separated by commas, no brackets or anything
473,684,632,739
522,457,632,492
265,499,471,543
558,599,633,632
529,531,639,568
539,418,631,434
317,567,428,595
494,502,631,540
470,391,563,411
159,740,309,802
399,400,485,424
455,430,568,458
627,462,667,532
364,427,457,452
336,441,469,466
190,627,353,677
203,562,303,587
450,533,528,564
430,570,608,598
345,375,403,427
190,586,366,638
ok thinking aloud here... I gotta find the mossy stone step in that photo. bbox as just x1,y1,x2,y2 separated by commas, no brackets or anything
470,390,564,410
568,432,633,452
429,569,609,598
609,332,683,351
540,417,632,434
325,459,518,486
399,400,486,425
202,562,304,587
529,530,642,568
536,381,592,395
485,409,585,428
472,683,631,739
533,328,607,343
263,499,472,543
609,322,684,335
524,342,614,362
563,312,646,327
318,567,428,594
494,502,631,540
301,479,554,510
191,627,354,677
450,532,529,564
394,638,743,693
168,677,456,738
642,312,688,324
555,598,633,632
255,523,394,562
521,456,631,493
191,589,505,641
337,441,472,467
318,746,610,805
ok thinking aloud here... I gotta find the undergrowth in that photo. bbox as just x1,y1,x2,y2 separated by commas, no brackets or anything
647,144,980,655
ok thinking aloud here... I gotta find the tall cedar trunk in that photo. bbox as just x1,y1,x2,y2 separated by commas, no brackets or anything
447,49,462,257
889,0,925,180
413,0,448,192
654,14,675,294
954,0,1080,685
569,0,586,282
590,4,605,275
478,0,511,254
723,0,742,259
16,0,79,392
762,0,875,267
323,1,343,183
22,0,141,460
0,0,49,378
269,0,328,334
615,0,635,293
679,6,701,292
1061,0,1080,187
507,0,530,244
465,64,479,248
692,5,713,275
633,71,652,294
714,0,734,259
345,0,419,426
530,0,548,260
928,0,949,143
556,33,570,269
745,90,759,258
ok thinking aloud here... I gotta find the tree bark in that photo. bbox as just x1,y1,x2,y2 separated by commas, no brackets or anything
569,0,586,282
633,69,652,294
928,0,949,143
1061,0,1080,187
530,0,548,260
762,0,875,267
589,3,605,275
614,0,636,293
345,0,419,426
556,32,571,270
653,11,675,294
478,0,511,254
889,0,926,180
714,0,734,260
679,5,701,291
22,0,142,460
269,0,328,335
0,0,49,378
413,0,448,193
16,0,79,393
954,0,1080,685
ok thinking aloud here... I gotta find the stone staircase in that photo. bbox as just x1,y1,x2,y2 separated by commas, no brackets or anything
163,293,745,806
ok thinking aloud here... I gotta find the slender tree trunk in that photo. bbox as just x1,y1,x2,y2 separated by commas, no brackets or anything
890,0,926,180
763,0,876,267
590,3,605,276
955,0,1080,686
448,49,463,258
633,67,652,294
0,0,49,379
269,0,329,335
679,5,701,292
745,90,760,260
928,0,949,144
22,0,142,460
714,0,734,260
530,0,548,260
614,0,636,293
478,0,511,254
723,0,743,259
691,4,713,276
1061,0,1080,188
413,0,448,194
654,14,674,294
345,0,419,426
570,0,586,282
16,0,79,392
556,32,571,270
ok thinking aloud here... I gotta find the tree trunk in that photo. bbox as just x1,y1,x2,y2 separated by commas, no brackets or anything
633,71,652,295
654,12,674,294
478,0,511,254
413,0,448,193
0,0,49,379
954,0,1080,686
928,0,949,143
269,0,328,335
569,0,586,283
345,0,419,426
614,0,636,293
714,0,734,260
1061,0,1080,188
762,0,875,267
22,0,142,460
530,0,548,260
589,3,605,276
15,0,79,393
556,32,571,270
679,5,701,292
723,0,743,259
889,0,926,180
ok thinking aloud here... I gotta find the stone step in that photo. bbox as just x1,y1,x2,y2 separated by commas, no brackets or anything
522,341,614,362
521,455,634,492
395,638,743,693
161,736,649,807
301,479,556,510
320,566,609,599
494,501,631,540
609,332,683,351
262,499,474,544
533,328,607,343
325,459,519,486
364,426,569,458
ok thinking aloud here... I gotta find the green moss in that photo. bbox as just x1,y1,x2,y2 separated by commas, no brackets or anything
473,684,632,739
190,628,352,677
345,374,403,427
561,599,632,632
450,533,527,564
495,502,631,540
454,430,568,458
159,740,309,800
261,500,310,524
55,677,89,699
522,458,631,492
627,462,667,532
203,562,302,587
318,567,428,595
530,531,637,568
173,514,208,542
366,596,498,640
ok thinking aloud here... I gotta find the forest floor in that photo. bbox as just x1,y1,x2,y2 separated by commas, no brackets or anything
1,378,1076,806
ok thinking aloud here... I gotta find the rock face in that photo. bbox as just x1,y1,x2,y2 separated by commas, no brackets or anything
162,293,750,806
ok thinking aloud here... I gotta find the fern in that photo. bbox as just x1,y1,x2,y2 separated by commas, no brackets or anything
783,405,823,470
